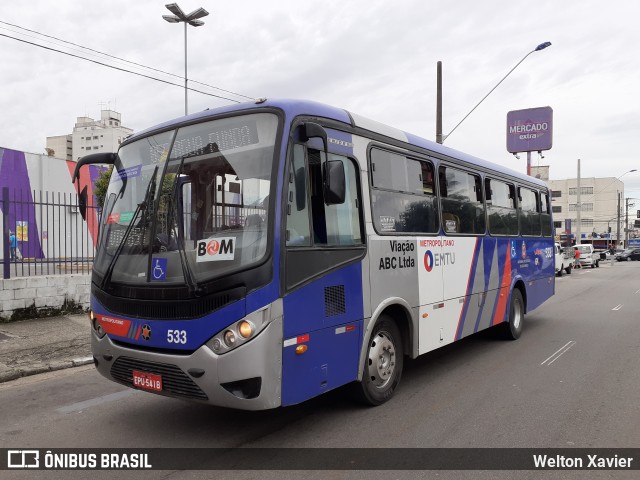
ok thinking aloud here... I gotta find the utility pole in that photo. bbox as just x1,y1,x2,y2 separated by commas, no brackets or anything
436,61,443,144
576,159,581,245
617,192,621,248
625,198,634,248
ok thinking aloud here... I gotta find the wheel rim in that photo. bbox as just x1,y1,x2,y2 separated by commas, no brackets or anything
512,298,523,330
367,330,397,389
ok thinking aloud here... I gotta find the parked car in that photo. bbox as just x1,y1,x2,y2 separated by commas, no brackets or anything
555,243,572,276
573,244,600,268
594,249,608,260
615,248,640,261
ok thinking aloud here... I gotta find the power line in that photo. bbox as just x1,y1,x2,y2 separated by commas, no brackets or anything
1,32,247,104
0,20,253,102
0,20,255,101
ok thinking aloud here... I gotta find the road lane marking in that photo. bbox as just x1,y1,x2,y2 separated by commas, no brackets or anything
541,341,576,366
57,389,137,414
612,304,623,311
635,288,640,295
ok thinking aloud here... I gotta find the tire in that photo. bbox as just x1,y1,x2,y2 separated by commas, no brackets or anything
596,260,600,268
501,289,524,340
565,264,572,274
354,315,404,406
557,265,563,277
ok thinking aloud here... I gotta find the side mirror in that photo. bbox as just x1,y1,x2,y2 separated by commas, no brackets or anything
72,152,117,222
323,160,346,205
72,152,116,183
78,186,88,221
299,122,327,152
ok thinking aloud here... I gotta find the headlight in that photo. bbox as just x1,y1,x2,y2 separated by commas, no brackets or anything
206,306,270,355
223,330,236,347
238,320,254,338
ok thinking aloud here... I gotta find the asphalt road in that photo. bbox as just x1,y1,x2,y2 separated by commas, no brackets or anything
1,261,639,479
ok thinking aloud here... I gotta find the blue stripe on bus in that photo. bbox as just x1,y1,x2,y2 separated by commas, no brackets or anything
472,236,498,333
455,237,481,341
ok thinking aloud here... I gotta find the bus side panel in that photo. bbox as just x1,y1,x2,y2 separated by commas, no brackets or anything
281,262,364,406
524,277,555,312
281,321,362,406
508,237,555,313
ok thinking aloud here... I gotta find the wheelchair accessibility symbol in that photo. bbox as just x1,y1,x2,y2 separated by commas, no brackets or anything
151,258,167,281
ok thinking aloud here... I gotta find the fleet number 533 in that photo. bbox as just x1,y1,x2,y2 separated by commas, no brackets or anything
167,329,187,344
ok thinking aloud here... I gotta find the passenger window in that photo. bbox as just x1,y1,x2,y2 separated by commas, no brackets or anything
439,166,485,235
285,144,311,246
519,187,541,236
309,149,362,246
370,148,438,234
485,178,518,236
540,191,552,237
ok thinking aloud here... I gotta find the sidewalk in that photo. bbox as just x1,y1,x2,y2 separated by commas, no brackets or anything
0,314,92,383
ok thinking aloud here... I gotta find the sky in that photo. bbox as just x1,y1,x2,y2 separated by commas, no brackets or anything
2,0,640,198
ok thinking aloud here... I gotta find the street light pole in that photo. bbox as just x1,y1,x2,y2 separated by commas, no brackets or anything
163,3,209,116
436,41,551,144
576,158,581,245
625,198,636,248
617,192,622,248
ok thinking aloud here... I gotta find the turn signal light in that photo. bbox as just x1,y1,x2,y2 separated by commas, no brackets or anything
295,345,308,355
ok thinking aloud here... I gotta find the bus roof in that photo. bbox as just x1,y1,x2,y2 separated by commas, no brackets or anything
127,98,547,188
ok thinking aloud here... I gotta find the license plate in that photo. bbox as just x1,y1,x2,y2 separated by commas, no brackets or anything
132,370,163,392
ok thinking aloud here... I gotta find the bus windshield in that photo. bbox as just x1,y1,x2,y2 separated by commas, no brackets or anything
94,112,279,288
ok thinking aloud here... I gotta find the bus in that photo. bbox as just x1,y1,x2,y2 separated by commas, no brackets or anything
72,99,555,410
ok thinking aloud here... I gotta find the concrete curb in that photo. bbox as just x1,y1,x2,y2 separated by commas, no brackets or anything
0,356,94,384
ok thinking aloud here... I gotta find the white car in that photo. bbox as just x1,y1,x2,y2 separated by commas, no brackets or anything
555,243,572,276
573,244,600,268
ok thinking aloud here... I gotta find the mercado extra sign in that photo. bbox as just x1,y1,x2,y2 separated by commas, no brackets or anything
506,106,553,153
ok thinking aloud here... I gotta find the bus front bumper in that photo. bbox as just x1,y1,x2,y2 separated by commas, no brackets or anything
91,316,283,411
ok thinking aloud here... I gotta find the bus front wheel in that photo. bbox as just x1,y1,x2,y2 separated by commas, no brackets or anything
355,315,404,406
502,289,524,340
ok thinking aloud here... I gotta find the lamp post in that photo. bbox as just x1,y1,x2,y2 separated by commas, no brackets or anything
436,41,551,144
625,197,638,248
594,169,637,196
163,3,209,116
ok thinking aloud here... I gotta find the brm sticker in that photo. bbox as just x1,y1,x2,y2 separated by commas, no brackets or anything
196,237,235,262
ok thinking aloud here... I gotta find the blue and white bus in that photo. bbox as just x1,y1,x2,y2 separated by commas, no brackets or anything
73,99,555,410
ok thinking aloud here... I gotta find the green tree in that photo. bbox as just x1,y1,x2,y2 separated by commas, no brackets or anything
93,165,114,207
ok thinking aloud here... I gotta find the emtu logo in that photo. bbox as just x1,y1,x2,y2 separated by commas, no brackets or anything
423,250,434,272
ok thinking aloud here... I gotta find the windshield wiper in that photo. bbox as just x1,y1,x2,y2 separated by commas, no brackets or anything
167,156,201,296
100,165,159,290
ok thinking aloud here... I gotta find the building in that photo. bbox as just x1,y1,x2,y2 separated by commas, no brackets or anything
0,146,103,262
45,134,72,160
532,166,626,247
46,109,133,161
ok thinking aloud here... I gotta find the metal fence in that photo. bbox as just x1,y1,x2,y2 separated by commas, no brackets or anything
2,187,99,279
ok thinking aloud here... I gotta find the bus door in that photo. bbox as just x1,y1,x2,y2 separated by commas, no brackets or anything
366,148,442,356
438,166,495,342
281,141,366,406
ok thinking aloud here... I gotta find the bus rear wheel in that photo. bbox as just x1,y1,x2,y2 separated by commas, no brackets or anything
502,289,524,340
355,315,404,406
